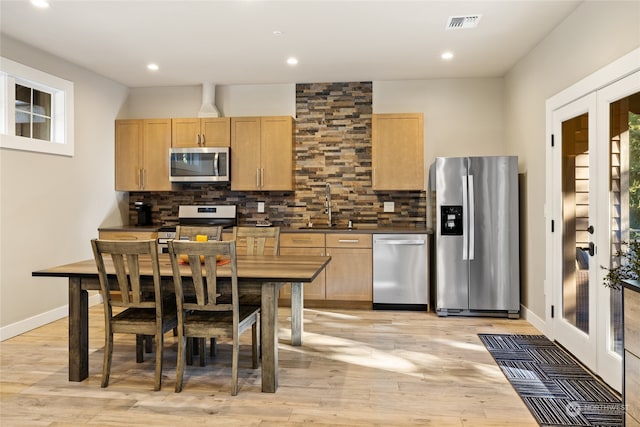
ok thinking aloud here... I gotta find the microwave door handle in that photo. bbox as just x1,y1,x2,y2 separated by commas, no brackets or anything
214,152,219,176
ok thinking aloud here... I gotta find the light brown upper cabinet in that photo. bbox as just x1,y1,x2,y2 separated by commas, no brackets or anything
231,116,294,191
171,117,231,147
115,119,174,191
372,113,424,190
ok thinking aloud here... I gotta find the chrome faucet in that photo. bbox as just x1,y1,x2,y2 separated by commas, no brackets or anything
325,183,333,227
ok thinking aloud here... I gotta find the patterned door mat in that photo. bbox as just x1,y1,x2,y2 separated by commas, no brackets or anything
478,334,624,426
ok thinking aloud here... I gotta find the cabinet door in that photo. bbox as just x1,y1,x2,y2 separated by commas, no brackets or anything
280,246,326,300
115,120,143,191
171,118,200,147
261,116,294,190
372,113,424,190
143,119,173,191
231,117,261,190
201,117,231,147
325,247,372,301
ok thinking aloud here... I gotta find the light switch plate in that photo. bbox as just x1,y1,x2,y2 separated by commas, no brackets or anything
384,202,394,213
257,202,265,213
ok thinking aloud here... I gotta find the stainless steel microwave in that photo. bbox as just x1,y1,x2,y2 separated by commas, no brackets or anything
169,147,230,182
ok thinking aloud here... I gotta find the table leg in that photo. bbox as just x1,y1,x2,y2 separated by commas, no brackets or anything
68,277,89,382
290,282,304,346
261,283,278,393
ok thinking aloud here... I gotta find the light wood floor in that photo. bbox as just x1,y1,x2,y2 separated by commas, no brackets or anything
1,306,541,426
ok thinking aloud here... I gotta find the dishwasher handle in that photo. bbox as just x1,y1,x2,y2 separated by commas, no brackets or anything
375,239,425,245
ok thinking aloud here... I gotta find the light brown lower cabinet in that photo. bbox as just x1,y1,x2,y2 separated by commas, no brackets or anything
279,233,326,300
278,232,372,305
325,234,372,301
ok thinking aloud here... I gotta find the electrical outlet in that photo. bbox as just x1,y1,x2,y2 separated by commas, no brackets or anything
384,202,394,213
257,202,265,213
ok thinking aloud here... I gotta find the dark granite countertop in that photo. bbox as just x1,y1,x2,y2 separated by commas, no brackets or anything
623,279,640,293
98,225,160,232
99,224,430,234
280,226,430,234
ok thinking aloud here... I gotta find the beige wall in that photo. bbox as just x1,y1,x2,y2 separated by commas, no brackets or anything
504,0,640,321
122,83,295,119
124,78,507,185
0,36,128,335
373,78,506,171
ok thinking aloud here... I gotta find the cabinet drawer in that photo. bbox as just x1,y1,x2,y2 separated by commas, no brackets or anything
326,233,372,248
281,233,325,248
99,231,157,241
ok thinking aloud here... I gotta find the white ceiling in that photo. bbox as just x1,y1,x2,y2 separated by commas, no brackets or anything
0,0,582,88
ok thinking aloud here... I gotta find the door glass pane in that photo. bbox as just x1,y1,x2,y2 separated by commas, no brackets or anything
609,92,640,355
562,112,590,334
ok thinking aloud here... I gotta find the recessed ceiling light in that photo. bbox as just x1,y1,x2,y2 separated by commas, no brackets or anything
441,51,454,60
147,63,159,71
272,30,283,36
31,0,50,8
286,57,298,66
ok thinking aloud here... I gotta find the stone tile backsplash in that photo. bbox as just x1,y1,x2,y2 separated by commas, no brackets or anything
129,81,426,228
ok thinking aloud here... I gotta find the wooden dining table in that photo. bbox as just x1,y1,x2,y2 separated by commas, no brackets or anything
32,253,331,393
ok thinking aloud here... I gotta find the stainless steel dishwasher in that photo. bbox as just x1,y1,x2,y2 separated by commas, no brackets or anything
373,234,428,310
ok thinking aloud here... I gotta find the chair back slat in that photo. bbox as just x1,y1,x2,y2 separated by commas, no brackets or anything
187,254,207,305
168,240,237,313
176,225,223,242
91,239,162,311
232,226,280,255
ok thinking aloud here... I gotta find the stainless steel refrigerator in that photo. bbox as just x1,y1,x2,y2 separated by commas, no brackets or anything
429,156,520,317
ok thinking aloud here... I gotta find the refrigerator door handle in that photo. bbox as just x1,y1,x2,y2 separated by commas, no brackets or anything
462,174,469,261
468,174,475,260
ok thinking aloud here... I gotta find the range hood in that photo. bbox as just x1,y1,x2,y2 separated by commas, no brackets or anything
198,82,221,117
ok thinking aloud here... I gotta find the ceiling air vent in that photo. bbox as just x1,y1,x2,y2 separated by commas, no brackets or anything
446,15,482,30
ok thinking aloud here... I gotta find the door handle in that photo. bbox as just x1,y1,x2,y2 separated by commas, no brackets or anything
588,242,596,256
468,174,475,261
376,240,425,245
587,225,594,234
462,174,468,261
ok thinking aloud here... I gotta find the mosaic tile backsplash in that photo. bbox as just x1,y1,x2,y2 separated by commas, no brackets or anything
129,81,426,228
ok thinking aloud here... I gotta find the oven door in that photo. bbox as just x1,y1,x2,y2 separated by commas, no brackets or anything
169,147,229,182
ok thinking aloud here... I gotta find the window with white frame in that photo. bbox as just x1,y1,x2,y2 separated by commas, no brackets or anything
1,57,74,156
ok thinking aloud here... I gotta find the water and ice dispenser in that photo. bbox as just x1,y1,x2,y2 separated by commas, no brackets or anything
440,205,463,236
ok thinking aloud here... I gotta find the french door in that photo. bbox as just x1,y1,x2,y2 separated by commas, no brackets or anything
550,71,640,391
551,93,598,372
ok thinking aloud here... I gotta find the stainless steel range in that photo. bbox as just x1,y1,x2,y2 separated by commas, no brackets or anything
157,205,237,253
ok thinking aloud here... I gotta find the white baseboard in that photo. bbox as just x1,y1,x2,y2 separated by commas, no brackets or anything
520,304,547,335
0,293,102,341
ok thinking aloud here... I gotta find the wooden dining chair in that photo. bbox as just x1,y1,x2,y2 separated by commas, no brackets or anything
232,226,280,256
175,224,223,364
167,239,260,395
231,227,280,358
176,225,223,242
90,239,178,391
